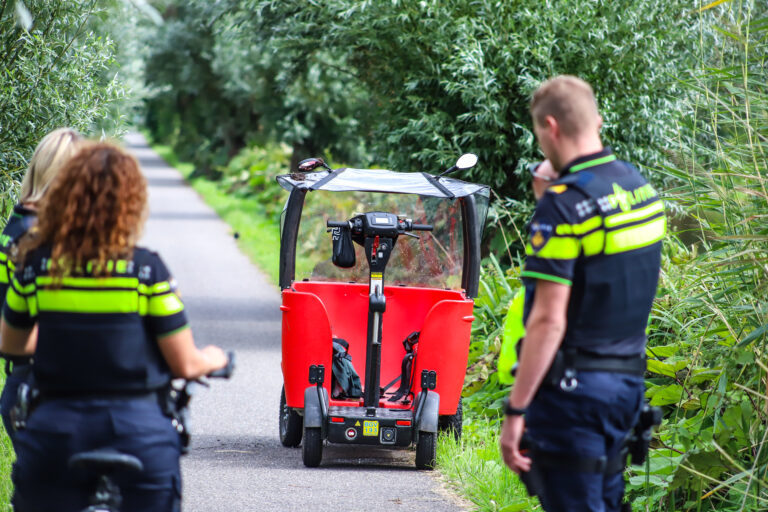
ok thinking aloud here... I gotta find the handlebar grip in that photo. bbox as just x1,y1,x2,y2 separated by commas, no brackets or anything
327,220,349,228
208,351,235,379
411,224,433,231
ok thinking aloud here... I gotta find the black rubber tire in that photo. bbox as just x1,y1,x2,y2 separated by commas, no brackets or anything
415,431,436,470
302,427,323,467
279,386,303,447
438,398,463,441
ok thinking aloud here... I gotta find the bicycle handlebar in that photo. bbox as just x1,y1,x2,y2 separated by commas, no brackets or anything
411,224,433,231
208,351,235,379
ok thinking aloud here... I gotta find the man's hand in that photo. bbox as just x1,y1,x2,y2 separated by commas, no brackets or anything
500,415,531,473
532,159,558,200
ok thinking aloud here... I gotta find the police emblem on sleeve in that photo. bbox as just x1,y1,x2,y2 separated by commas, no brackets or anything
529,220,553,253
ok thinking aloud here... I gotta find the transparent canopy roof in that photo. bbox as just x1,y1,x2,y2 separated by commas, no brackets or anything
276,168,490,199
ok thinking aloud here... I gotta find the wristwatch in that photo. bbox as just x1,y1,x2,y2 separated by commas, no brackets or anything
503,398,527,416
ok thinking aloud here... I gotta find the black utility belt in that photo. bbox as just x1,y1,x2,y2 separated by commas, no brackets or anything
1,354,32,374
544,349,646,391
38,389,161,403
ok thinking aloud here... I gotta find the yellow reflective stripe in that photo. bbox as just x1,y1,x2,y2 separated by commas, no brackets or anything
37,289,139,313
36,276,140,289
526,236,580,259
605,200,664,228
582,230,605,256
5,285,29,313
569,154,617,173
151,281,171,294
0,252,7,263
148,293,184,316
0,261,8,285
139,295,148,315
555,216,602,236
520,270,572,286
605,216,666,255
29,295,38,316
11,276,35,295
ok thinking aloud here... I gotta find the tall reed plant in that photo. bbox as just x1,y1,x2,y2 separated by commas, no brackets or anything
627,2,768,510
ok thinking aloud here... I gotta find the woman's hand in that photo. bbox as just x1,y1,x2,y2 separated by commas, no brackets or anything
200,345,228,371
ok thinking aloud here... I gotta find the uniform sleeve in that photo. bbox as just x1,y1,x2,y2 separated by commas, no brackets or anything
145,253,189,337
2,274,36,329
520,192,583,286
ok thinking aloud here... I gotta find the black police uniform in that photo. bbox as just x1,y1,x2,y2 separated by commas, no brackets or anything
520,148,664,512
2,246,188,512
0,204,37,440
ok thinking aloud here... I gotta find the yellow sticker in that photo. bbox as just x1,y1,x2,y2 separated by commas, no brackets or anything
548,184,568,194
363,420,379,436
354,421,361,426
371,272,383,280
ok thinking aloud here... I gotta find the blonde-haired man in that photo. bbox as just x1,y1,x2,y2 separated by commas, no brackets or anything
500,76,665,511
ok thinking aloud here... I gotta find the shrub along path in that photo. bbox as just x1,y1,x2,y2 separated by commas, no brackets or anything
128,132,465,511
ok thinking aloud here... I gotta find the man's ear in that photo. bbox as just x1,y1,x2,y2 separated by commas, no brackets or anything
545,115,559,138
597,115,603,131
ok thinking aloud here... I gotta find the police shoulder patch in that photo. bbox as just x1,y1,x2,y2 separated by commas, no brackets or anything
529,220,553,253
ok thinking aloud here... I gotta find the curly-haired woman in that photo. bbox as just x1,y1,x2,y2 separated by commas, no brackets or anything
0,127,83,442
0,142,227,512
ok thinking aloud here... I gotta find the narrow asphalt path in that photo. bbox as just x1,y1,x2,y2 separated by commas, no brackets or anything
125,133,467,512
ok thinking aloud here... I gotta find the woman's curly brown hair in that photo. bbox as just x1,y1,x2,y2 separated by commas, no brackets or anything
17,142,147,278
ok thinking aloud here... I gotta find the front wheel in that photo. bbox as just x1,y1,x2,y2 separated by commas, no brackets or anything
279,386,303,447
302,427,323,467
415,431,436,470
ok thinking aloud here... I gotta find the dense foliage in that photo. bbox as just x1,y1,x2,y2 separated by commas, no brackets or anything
0,0,129,221
144,0,700,198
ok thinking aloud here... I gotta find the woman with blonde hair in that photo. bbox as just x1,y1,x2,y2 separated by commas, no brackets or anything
0,127,82,441
1,141,227,512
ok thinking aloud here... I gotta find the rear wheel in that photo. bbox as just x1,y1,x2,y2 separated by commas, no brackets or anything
279,386,303,447
415,431,436,470
438,399,463,441
302,427,323,467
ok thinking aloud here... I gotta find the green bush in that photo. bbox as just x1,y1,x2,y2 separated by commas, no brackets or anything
251,0,705,198
0,0,127,222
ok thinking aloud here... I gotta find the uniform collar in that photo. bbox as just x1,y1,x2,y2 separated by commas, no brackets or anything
12,203,37,218
560,147,615,176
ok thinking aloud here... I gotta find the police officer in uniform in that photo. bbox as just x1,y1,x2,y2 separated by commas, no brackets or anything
499,75,665,511
0,128,82,441
0,142,228,512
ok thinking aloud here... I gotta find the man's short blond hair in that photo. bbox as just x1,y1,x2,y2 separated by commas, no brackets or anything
530,75,600,137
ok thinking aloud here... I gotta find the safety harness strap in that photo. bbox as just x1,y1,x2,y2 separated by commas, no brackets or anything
388,331,419,402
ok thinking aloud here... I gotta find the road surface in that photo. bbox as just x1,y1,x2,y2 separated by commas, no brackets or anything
126,133,467,512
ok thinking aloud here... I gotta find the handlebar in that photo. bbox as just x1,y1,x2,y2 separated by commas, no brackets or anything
411,224,433,231
208,351,236,379
327,220,349,228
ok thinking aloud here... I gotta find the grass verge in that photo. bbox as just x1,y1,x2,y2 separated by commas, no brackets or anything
150,143,281,286
437,421,538,512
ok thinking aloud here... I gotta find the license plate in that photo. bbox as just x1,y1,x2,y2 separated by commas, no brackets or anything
363,420,379,436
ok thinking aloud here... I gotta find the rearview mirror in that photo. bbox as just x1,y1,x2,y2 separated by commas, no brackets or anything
455,153,478,170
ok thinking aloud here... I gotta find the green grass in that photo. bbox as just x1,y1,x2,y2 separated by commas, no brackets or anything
0,367,13,512
437,421,538,512
150,143,282,286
